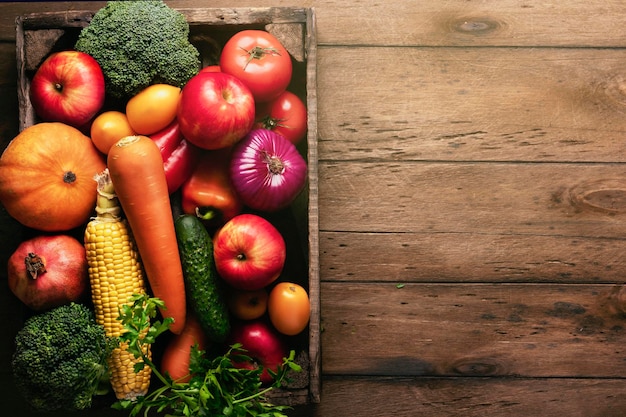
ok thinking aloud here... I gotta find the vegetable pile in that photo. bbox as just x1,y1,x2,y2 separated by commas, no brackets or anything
2,1,312,415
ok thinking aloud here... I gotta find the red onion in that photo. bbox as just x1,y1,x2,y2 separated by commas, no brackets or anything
230,128,307,212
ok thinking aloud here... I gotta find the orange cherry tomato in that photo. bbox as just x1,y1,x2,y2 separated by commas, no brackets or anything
126,84,181,135
90,110,136,154
267,282,310,336
227,288,268,321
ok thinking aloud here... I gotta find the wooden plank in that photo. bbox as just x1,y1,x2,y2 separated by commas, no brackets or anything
4,1,626,48
0,2,105,41
318,162,626,238
182,7,308,25
304,7,321,405
320,282,626,378
304,377,626,417
320,231,626,283
302,0,626,47
14,7,308,29
317,46,626,163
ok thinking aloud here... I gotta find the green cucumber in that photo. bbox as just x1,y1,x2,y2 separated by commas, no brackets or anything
175,214,230,343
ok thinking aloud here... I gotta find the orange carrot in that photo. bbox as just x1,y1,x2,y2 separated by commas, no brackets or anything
107,135,186,334
160,313,207,382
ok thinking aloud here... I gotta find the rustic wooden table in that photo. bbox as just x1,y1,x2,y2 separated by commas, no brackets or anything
2,1,626,416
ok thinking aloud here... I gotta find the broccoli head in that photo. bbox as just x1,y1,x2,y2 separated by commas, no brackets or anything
75,0,201,99
12,302,110,412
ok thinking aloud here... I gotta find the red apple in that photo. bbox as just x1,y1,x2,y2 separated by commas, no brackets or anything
30,50,105,129
228,319,288,384
177,71,255,150
213,214,286,290
7,234,89,311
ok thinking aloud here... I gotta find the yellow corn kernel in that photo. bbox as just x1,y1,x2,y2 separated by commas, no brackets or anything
107,344,151,400
84,169,151,400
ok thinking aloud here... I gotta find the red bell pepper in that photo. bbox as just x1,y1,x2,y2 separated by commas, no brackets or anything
181,148,243,228
149,120,200,194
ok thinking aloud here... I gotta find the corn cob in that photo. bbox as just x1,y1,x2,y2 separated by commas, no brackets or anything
84,169,151,400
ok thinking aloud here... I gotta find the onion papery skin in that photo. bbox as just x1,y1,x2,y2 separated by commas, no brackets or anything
230,129,307,212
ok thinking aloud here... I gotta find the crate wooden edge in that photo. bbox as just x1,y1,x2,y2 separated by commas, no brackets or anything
14,6,321,406
16,7,310,29
303,7,321,405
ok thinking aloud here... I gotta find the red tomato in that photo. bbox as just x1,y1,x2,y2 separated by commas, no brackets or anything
200,65,221,73
220,30,292,103
254,90,307,145
267,282,310,336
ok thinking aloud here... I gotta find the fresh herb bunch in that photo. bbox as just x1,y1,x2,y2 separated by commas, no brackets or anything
112,294,301,417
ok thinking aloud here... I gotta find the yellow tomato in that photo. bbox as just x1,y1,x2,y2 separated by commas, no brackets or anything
227,288,269,321
90,110,136,154
126,84,181,135
267,282,310,336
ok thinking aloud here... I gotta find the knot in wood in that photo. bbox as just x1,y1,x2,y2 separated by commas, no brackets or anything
450,16,504,36
568,179,626,214
599,73,626,110
449,357,504,376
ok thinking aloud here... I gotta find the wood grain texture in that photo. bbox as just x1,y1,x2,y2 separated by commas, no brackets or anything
320,231,626,283
305,377,626,417
321,282,626,377
319,163,626,236
4,1,626,48
316,47,626,162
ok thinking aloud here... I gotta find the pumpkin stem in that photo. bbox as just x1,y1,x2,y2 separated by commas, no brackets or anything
25,252,46,279
63,171,77,184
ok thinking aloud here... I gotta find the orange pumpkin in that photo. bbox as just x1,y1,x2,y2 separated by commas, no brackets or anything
0,122,105,231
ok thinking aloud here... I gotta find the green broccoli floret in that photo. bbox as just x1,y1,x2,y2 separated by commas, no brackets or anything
12,303,111,412
75,0,201,99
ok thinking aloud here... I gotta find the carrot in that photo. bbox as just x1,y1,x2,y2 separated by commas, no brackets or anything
160,313,207,383
107,135,186,334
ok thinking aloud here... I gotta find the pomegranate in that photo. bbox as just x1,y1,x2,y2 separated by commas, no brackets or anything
8,234,88,311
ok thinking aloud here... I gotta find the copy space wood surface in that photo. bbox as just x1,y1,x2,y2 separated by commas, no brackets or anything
2,1,626,416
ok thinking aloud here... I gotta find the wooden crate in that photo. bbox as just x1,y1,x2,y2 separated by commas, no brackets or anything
12,6,320,409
